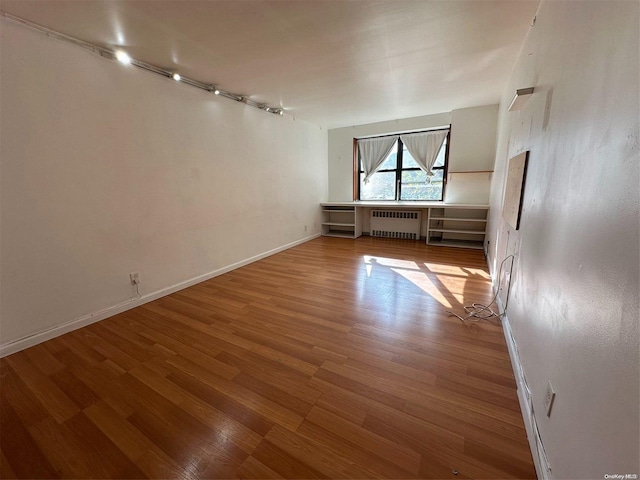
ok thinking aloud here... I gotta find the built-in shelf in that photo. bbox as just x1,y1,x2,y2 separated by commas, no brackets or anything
426,237,486,249
428,228,485,234
321,205,362,238
429,216,487,222
319,202,488,249
426,206,489,250
322,231,358,239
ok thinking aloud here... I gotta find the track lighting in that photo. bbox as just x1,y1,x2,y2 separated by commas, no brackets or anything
1,12,284,117
115,50,131,65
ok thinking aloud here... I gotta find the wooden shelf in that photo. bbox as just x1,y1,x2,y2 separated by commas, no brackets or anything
323,231,360,239
322,222,355,227
427,206,489,250
429,216,487,222
428,228,485,234
427,237,485,250
318,203,488,248
321,206,362,239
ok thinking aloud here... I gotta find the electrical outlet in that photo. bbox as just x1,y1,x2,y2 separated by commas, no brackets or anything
129,272,140,285
544,380,556,417
304,225,308,232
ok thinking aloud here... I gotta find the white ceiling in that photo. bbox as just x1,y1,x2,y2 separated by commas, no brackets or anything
1,0,539,129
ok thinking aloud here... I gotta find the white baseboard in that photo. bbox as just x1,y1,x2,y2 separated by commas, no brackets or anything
497,294,551,480
0,233,321,358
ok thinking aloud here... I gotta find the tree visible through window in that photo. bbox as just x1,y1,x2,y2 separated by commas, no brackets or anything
357,130,449,201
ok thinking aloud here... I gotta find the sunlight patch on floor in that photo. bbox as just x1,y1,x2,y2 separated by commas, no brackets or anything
391,267,453,308
364,255,420,270
422,263,468,276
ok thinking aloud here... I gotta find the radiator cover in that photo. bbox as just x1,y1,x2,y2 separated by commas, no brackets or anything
370,210,421,240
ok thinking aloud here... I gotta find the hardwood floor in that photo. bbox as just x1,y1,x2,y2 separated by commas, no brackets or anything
0,237,536,479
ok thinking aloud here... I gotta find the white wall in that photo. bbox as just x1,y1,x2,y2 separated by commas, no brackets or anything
487,1,639,478
449,105,498,172
328,105,497,204
0,21,328,350
447,105,498,204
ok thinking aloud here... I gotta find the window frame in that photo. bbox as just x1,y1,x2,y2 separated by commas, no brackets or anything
355,127,451,202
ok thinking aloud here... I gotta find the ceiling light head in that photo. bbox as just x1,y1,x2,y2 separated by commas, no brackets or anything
264,107,271,112
214,88,220,95
278,109,284,116
115,50,131,65
172,73,181,81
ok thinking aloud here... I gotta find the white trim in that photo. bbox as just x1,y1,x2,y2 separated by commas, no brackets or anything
497,294,551,480
0,234,320,358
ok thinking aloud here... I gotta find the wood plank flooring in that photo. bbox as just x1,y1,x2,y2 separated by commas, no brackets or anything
0,237,536,479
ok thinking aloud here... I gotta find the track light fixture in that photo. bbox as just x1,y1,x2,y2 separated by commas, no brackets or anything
0,11,285,117
115,50,131,65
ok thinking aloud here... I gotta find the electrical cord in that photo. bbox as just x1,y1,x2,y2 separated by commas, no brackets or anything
446,254,515,323
86,281,141,319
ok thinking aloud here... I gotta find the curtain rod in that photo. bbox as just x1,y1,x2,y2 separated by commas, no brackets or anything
355,126,450,140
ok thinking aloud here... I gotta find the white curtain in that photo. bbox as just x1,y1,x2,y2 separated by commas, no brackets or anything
359,135,399,184
400,130,448,180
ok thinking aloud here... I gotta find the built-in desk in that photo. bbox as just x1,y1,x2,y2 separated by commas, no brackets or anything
320,201,489,249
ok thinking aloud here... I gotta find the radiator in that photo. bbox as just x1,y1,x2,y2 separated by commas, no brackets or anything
370,210,421,240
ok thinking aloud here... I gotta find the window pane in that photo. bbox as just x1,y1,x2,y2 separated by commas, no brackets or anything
433,138,447,168
402,147,420,169
376,143,398,170
360,172,396,200
400,169,444,201
402,137,446,169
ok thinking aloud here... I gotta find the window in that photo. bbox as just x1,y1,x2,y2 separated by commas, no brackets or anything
357,129,449,201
